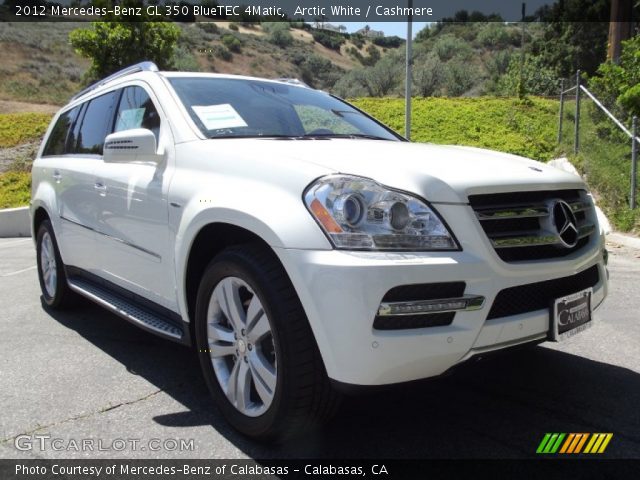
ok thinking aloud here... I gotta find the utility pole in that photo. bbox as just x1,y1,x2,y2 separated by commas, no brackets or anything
519,3,526,98
608,0,632,63
405,0,413,140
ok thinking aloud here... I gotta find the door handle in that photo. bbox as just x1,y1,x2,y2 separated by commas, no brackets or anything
52,170,62,182
94,182,107,195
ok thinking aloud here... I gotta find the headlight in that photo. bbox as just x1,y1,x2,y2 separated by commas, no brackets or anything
304,175,458,251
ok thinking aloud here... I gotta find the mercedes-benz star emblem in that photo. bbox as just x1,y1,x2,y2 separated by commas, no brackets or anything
552,200,579,248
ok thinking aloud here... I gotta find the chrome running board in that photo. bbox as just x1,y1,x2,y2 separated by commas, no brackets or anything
67,277,184,341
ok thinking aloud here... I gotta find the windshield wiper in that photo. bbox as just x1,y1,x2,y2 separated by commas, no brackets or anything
301,133,392,141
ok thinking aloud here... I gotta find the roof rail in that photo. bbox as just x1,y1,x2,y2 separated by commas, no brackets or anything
274,78,310,88
71,61,159,101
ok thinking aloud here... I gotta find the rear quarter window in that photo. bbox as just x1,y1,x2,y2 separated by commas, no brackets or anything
42,107,79,156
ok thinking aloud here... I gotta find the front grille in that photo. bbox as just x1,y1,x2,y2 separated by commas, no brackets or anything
487,265,599,320
468,189,596,262
373,282,465,330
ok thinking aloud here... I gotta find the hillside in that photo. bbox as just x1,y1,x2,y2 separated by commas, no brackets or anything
0,21,395,107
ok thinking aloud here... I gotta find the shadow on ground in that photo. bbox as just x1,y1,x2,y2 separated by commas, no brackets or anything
45,299,640,459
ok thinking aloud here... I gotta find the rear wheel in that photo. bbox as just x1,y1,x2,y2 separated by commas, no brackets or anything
36,220,78,309
195,244,340,440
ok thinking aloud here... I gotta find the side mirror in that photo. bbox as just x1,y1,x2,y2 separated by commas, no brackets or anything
103,129,160,164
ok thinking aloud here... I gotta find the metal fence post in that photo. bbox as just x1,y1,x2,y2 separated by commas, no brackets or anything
558,78,565,143
574,70,581,154
632,116,638,210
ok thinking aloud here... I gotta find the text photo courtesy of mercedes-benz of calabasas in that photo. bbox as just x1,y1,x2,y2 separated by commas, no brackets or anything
30,61,608,440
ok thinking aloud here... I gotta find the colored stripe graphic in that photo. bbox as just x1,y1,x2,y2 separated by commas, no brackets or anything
574,433,589,453
538,433,613,454
536,433,552,453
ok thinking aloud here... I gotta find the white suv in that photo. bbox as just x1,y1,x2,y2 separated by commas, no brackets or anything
31,62,608,439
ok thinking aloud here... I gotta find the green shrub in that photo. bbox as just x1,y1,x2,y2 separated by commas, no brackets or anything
213,45,232,61
0,113,52,148
590,35,640,121
351,34,365,49
0,171,31,209
372,36,404,49
228,23,239,31
262,23,293,48
222,34,242,53
311,30,345,51
197,23,219,35
351,97,559,161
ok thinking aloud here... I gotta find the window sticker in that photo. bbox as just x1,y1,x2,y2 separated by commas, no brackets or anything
115,108,145,131
192,104,248,130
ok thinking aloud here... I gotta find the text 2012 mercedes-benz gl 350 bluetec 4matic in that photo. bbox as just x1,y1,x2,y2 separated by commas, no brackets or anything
31,62,608,440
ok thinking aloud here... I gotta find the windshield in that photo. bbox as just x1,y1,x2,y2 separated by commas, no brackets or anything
168,77,401,141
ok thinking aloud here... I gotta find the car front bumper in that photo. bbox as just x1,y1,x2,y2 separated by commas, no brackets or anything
274,206,608,386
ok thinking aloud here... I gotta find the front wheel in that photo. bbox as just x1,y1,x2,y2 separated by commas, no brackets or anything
195,244,340,440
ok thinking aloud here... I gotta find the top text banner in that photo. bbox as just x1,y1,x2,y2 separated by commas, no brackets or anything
1,0,594,23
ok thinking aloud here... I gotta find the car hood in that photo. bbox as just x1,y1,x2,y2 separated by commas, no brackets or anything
242,138,586,203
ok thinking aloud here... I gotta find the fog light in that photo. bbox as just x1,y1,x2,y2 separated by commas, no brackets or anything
377,295,485,316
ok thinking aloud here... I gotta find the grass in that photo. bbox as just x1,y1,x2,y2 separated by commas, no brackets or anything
351,97,560,161
0,112,52,148
0,171,30,209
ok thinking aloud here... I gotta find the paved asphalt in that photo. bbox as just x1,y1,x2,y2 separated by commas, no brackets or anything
1,236,639,459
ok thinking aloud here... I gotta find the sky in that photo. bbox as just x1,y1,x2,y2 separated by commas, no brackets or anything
343,22,431,39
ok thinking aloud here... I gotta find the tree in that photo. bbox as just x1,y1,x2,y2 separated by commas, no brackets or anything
590,35,640,120
530,0,611,77
413,53,445,97
69,1,180,83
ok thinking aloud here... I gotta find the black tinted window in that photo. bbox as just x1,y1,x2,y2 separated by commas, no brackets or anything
42,107,79,156
114,86,161,143
74,91,118,154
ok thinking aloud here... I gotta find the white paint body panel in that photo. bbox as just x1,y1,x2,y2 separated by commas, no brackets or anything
31,71,609,386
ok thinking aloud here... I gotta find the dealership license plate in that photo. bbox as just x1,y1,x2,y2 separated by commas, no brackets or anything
551,288,593,341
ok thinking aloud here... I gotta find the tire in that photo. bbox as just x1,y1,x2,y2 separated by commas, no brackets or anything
195,243,341,440
36,219,79,309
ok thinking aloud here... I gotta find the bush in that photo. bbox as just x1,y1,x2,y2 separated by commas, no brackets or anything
311,30,345,51
413,53,445,97
433,34,472,62
590,36,640,121
173,46,200,72
0,171,31,209
197,22,219,35
298,54,342,90
221,34,242,53
351,34,365,49
0,113,51,148
262,23,293,48
497,56,559,97
213,45,232,61
364,44,381,66
228,23,239,31
372,36,404,49
476,23,514,49
445,60,478,96
350,97,558,161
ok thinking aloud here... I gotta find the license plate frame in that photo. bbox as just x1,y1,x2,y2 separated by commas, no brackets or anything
551,288,593,342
